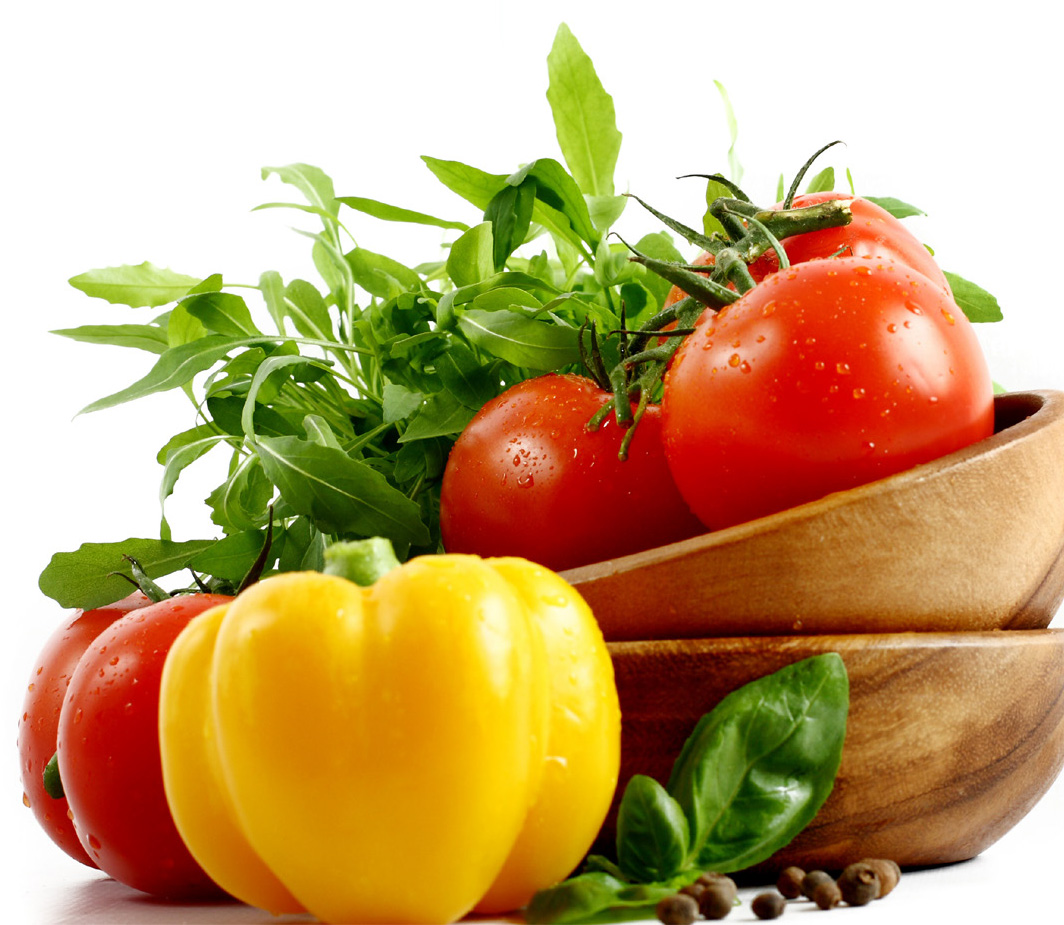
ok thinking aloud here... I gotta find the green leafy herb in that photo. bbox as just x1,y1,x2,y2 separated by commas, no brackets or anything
527,654,849,924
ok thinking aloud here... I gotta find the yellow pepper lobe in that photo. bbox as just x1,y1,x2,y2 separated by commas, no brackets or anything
210,563,549,924
158,604,304,915
473,559,621,914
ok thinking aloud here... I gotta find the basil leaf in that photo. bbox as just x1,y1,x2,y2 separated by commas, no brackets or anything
667,653,849,873
616,774,689,882
255,435,429,546
546,24,621,199
526,872,669,925
943,271,1004,323
68,262,202,308
39,538,223,609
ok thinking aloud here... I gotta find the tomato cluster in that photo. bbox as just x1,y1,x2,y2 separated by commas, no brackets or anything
18,592,231,898
440,193,994,563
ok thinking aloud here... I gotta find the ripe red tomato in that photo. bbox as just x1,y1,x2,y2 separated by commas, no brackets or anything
18,592,153,868
56,593,231,898
754,192,950,291
440,374,704,570
661,257,994,530
662,193,948,308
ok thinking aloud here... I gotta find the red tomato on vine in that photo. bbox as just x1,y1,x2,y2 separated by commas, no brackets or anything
662,193,949,309
661,257,994,531
56,593,231,898
440,374,703,570
18,592,153,868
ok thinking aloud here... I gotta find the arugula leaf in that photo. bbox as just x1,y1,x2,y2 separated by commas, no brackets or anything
421,157,507,211
447,222,496,287
865,195,926,219
51,322,171,354
68,262,203,308
546,24,621,199
39,538,225,609
336,195,470,232
457,308,581,371
943,271,1004,322
255,435,430,547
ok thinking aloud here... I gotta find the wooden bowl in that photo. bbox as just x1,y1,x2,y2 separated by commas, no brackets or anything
601,630,1064,871
563,390,1064,640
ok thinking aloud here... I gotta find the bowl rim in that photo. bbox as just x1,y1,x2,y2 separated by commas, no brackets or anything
561,388,1064,584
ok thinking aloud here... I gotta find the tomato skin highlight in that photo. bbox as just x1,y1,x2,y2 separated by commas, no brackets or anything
661,257,994,531
57,593,232,899
440,374,703,571
17,592,153,868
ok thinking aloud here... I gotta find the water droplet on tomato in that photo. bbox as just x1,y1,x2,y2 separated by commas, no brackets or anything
905,300,924,315
836,362,851,375
854,265,871,276
22,792,30,808
517,472,535,487
756,334,766,343
512,454,521,466
88,835,101,850
929,396,939,404
740,361,752,373
853,388,866,399
942,308,956,325
27,682,34,692
887,322,898,333
761,301,776,317
728,353,741,368
814,361,825,371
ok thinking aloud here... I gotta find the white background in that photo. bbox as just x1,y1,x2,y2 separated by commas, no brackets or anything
3,1,1063,921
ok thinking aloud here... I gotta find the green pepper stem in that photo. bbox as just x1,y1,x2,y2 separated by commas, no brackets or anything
323,537,402,586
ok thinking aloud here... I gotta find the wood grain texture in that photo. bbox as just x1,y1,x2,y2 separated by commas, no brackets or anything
600,631,1064,871
562,391,1064,640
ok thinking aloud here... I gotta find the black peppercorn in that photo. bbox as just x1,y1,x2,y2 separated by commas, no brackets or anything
751,891,786,919
837,862,880,906
656,892,699,925
856,858,901,897
776,866,805,900
800,869,834,899
811,878,842,910
698,882,734,920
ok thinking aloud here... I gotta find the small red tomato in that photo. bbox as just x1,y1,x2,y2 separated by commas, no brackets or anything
57,593,231,898
440,374,704,570
662,193,949,308
18,592,153,868
662,257,994,530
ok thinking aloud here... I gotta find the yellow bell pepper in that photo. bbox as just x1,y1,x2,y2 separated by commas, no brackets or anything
158,540,620,924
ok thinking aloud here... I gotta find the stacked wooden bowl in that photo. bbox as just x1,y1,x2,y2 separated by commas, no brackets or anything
561,390,1064,870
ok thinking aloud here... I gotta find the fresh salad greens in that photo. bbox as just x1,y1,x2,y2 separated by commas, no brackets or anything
39,22,1000,609
526,653,850,923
